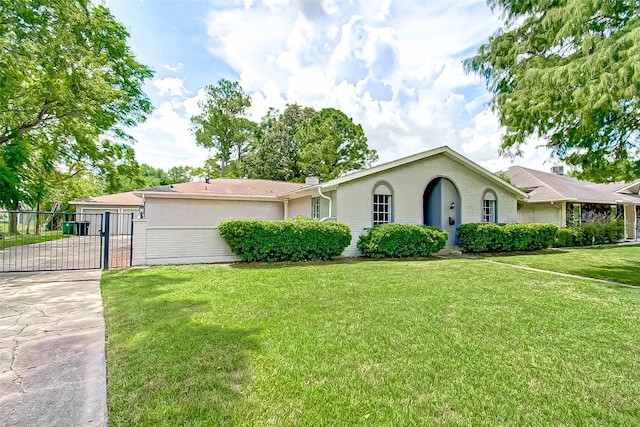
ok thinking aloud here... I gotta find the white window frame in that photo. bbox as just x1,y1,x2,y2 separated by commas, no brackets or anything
372,181,394,226
482,189,497,223
373,194,391,225
311,197,320,220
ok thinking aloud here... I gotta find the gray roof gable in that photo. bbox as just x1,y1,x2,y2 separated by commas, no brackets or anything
505,166,640,204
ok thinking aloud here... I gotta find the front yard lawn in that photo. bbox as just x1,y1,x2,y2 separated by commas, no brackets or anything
102,259,640,426
487,244,640,286
0,230,69,249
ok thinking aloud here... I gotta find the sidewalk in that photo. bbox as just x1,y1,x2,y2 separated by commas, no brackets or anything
0,270,108,427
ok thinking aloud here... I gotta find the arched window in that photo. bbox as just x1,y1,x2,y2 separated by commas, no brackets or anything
372,181,394,226
482,189,497,223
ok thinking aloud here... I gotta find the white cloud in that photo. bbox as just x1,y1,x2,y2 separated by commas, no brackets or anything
131,99,210,169
162,62,183,72
152,77,188,97
122,0,556,173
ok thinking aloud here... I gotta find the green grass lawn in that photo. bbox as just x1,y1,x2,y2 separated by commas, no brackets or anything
102,258,640,425
487,244,640,286
0,231,69,249
0,221,71,249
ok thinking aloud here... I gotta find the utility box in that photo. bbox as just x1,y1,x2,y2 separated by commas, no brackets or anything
62,221,75,235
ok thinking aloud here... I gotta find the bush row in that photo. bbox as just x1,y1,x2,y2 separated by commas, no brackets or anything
457,223,558,253
357,223,448,259
218,219,351,262
555,220,624,247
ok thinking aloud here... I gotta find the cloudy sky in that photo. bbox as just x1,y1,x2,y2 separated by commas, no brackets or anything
104,0,555,173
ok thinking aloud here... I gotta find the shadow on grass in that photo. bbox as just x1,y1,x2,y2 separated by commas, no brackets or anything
553,261,640,286
103,271,261,425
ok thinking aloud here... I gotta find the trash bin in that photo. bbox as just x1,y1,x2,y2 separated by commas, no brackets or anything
76,221,90,236
62,221,75,235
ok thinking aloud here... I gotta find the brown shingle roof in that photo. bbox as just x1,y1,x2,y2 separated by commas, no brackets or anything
139,179,310,198
71,191,142,206
504,166,640,204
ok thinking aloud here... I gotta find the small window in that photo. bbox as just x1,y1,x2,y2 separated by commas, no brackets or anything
573,204,581,225
311,197,320,219
482,190,497,223
372,182,393,226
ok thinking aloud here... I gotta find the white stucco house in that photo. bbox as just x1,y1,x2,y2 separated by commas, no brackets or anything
504,166,640,240
129,146,524,265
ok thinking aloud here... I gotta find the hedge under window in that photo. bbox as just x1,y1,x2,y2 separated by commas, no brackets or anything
372,182,393,226
482,190,497,223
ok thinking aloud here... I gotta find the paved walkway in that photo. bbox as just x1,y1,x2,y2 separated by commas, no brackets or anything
0,270,107,427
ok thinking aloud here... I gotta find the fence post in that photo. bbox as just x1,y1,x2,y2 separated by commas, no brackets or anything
103,212,110,270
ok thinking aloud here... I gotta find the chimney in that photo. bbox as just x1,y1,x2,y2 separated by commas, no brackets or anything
551,165,564,176
205,177,210,184
305,176,320,185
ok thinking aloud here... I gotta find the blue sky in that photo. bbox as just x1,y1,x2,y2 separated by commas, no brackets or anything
104,0,554,172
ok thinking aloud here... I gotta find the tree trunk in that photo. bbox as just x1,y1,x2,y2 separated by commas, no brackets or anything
35,202,42,235
9,213,18,235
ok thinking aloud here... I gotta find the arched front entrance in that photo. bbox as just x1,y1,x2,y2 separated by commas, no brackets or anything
423,177,461,246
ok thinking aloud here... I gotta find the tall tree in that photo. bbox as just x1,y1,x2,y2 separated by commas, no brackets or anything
190,79,252,178
466,0,640,182
243,104,316,181
0,0,153,208
167,166,194,184
296,108,378,181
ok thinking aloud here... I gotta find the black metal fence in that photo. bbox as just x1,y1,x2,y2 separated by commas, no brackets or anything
0,211,133,272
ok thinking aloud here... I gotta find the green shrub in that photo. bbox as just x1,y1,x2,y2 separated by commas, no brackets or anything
218,219,351,262
555,228,575,247
457,223,558,253
357,223,448,259
557,220,624,247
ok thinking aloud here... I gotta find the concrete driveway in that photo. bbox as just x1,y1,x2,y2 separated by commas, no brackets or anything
1,235,132,272
0,270,108,427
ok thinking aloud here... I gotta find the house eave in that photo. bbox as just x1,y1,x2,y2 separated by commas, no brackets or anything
133,191,281,202
305,146,526,197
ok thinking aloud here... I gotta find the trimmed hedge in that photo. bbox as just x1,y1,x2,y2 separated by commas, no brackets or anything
457,223,558,253
357,223,448,259
218,219,351,262
555,220,625,247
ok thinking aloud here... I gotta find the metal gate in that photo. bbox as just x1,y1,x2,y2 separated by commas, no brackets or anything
0,211,133,272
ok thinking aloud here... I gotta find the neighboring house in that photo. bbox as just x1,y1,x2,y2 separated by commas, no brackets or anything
131,145,524,265
70,191,142,235
504,166,640,240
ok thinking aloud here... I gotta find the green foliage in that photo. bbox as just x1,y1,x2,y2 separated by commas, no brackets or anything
466,0,640,181
242,104,378,183
218,219,351,262
190,79,252,178
555,228,576,247
357,223,448,259
0,0,153,208
457,223,558,253
243,104,316,182
296,108,378,181
557,220,625,247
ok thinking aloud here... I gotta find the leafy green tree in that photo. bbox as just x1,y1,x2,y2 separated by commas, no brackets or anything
190,156,242,180
466,0,640,182
190,79,252,178
243,104,317,181
167,166,194,184
296,108,378,181
0,0,153,208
